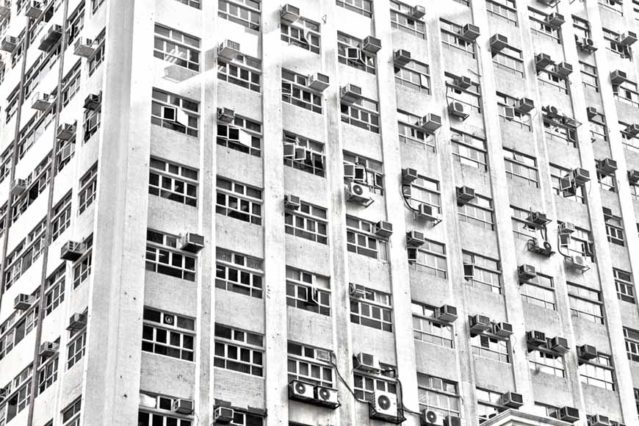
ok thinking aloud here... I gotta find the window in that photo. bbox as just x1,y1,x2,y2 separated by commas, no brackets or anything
214,323,264,376
521,273,556,310
67,329,86,369
559,225,593,259
4,218,47,290
580,62,599,92
153,24,200,71
451,129,488,170
614,79,639,108
496,92,532,130
281,17,320,53
0,307,38,360
624,327,639,362
504,149,539,187
568,283,603,324
395,60,431,93
62,397,82,426
83,105,101,142
138,392,193,426
493,45,524,77
603,28,631,59
217,113,262,157
217,53,262,92
11,153,52,224
73,238,92,288
409,239,447,279
511,206,536,240
149,157,198,207
216,176,263,225
354,367,396,402
528,7,561,42
341,94,380,133
463,252,502,294
142,307,195,361
61,61,82,107
151,88,199,137
614,268,635,303
471,334,510,363
529,349,565,377
78,163,98,214
228,411,263,426
446,73,482,114
600,0,624,13
346,216,388,260
218,0,261,31
215,248,263,298
402,175,441,213
477,388,503,422
44,266,65,316
174,0,200,8
573,15,592,40
343,152,384,194
145,229,197,281
486,0,518,25
588,111,608,144
286,267,331,316
350,284,393,331
440,19,476,57
88,29,106,76
579,353,615,390
397,110,436,152
337,0,372,18
337,32,376,74
283,131,325,177
51,192,72,241
417,374,460,418
390,0,426,38
287,342,333,387
285,199,328,244
605,214,625,245
282,69,323,114
412,302,454,348
538,68,569,94
550,164,584,202
598,169,617,192
458,194,495,231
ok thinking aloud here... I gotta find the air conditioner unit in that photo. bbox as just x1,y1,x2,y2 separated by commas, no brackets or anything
172,399,194,415
558,406,580,423
314,386,339,408
410,5,425,19
456,186,475,206
74,38,96,58
407,247,418,264
527,211,551,228
280,4,300,23
460,23,480,42
422,410,443,426
362,36,382,54
14,294,32,310
56,123,76,141
500,391,524,408
518,264,537,282
419,113,442,133
39,341,58,358
213,406,235,424
555,62,573,78
589,415,610,426
625,123,639,137
355,352,378,372
345,46,360,60
597,158,617,176
25,1,43,18
436,305,458,323
515,97,535,114
559,221,576,235
561,178,576,198
586,106,599,120
341,84,362,105
375,221,393,238
578,344,598,361
346,182,372,205
572,168,590,185
288,380,315,402
30,92,54,112
308,72,330,92
83,93,101,111
448,102,468,120
610,70,627,86
67,313,87,331
402,167,418,184
562,116,578,128
369,390,398,421
577,37,597,52
526,330,546,348
417,203,439,222
406,231,425,247
218,39,241,61
535,53,554,71
503,106,515,120
550,336,569,354
463,263,475,280
628,169,639,184
566,255,589,272
38,24,62,52
545,12,565,28
217,107,235,124
619,31,637,46
0,35,18,53
489,34,508,52
180,232,204,253
393,49,411,67
469,314,491,334
10,178,27,196
284,194,301,210
493,322,513,337
542,104,560,119
453,75,472,89
61,241,85,261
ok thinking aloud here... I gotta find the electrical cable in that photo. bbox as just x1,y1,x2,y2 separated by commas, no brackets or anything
328,352,368,405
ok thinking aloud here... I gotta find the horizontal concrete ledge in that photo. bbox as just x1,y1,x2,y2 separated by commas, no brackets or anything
482,409,571,426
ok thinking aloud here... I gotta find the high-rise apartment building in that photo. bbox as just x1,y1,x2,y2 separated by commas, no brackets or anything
2,0,639,425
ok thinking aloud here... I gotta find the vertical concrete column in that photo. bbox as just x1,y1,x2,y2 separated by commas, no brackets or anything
81,0,153,423
260,3,288,425
370,1,420,424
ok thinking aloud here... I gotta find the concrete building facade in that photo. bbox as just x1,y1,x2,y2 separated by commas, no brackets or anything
0,0,639,425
